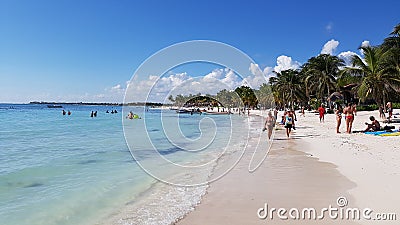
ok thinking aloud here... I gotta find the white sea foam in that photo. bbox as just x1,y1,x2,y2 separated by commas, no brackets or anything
102,115,251,225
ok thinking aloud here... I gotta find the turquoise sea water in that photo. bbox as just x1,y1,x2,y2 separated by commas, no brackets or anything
0,104,250,225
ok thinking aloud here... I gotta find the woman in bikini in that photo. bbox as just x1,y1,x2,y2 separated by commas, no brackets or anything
335,104,343,133
264,111,276,139
343,103,355,133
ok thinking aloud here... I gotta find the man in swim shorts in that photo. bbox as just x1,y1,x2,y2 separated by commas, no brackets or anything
364,116,381,132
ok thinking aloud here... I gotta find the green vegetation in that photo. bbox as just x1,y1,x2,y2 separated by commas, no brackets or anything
356,105,379,111
169,23,400,110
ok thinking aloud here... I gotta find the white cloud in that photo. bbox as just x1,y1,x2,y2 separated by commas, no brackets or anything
338,51,358,66
360,40,370,55
110,84,123,92
249,63,264,77
248,63,274,86
361,40,370,47
321,39,339,55
248,56,300,86
124,69,247,103
274,55,301,73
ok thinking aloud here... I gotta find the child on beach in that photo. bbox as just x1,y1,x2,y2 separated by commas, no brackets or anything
318,104,325,123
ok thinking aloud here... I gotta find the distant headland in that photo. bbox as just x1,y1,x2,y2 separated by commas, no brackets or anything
29,101,168,107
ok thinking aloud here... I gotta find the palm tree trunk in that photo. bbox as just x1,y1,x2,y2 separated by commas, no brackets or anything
327,85,332,110
383,90,387,112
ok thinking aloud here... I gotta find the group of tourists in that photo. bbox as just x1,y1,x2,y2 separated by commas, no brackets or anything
264,108,296,139
263,101,393,139
62,110,71,116
334,103,357,134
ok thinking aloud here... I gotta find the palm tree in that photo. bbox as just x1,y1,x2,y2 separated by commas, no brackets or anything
341,46,400,107
234,86,258,108
302,54,345,108
381,23,400,51
269,69,305,109
256,83,274,109
216,89,234,107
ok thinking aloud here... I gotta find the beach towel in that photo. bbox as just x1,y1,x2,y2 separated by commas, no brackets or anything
379,132,400,136
364,130,400,136
364,131,388,135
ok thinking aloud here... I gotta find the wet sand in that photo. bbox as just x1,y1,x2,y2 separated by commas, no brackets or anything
176,116,358,225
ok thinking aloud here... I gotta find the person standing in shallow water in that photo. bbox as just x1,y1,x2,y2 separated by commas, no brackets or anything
90,111,94,117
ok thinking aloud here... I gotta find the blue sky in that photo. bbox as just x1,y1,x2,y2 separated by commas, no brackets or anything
1,0,399,103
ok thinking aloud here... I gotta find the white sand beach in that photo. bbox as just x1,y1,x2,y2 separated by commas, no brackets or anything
176,109,400,224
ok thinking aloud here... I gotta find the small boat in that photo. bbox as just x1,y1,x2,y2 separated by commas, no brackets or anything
47,105,63,108
203,111,231,115
176,109,192,114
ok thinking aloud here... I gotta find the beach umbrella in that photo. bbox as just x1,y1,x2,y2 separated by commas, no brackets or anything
328,92,343,101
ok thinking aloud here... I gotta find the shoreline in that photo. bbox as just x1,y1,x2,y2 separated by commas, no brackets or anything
176,112,359,224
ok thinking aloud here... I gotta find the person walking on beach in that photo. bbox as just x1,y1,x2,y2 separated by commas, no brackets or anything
335,105,343,133
264,111,276,139
318,104,325,123
387,101,393,121
343,103,355,133
379,105,386,119
273,107,278,120
291,109,297,130
301,106,305,117
283,110,294,138
352,103,357,116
